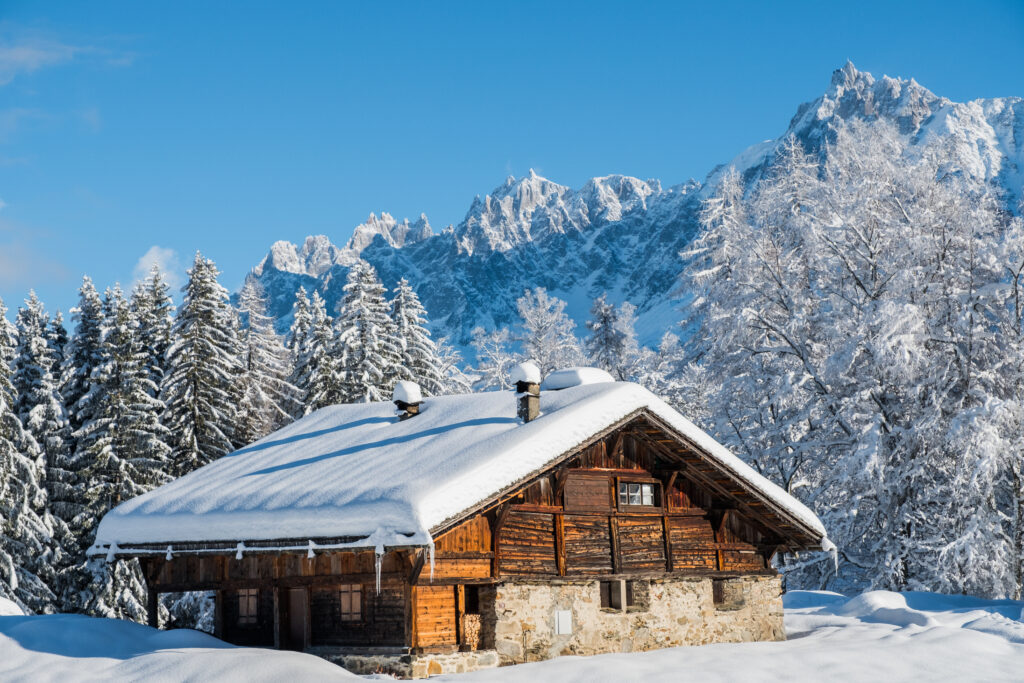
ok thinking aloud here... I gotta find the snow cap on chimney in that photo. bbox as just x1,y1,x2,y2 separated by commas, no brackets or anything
511,362,541,423
393,380,423,420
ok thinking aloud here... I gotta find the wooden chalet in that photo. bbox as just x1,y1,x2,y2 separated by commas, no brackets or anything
90,366,828,678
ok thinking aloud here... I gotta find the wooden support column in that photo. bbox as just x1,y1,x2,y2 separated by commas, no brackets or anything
662,514,674,572
272,587,281,649
146,587,159,629
554,513,566,577
214,590,224,639
455,585,465,648
609,516,621,574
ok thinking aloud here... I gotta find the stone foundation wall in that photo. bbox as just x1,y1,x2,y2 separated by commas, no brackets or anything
315,649,499,678
491,575,783,664
315,575,783,678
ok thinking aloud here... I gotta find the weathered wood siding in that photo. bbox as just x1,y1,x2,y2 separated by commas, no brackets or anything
222,587,274,646
415,585,457,647
310,583,405,647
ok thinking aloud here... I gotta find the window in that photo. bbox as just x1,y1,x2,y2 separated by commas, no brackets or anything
599,580,637,610
617,481,655,507
339,584,362,622
464,585,480,615
712,579,745,610
237,588,258,626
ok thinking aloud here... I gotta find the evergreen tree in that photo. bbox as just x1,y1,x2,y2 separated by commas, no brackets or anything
389,278,445,396
72,286,171,618
61,277,105,435
235,280,300,444
131,264,175,398
585,294,625,376
161,253,241,477
334,261,402,403
294,291,341,412
286,286,312,364
8,293,68,611
46,312,68,379
0,296,60,613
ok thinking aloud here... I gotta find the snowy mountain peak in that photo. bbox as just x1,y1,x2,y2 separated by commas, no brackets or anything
345,211,434,254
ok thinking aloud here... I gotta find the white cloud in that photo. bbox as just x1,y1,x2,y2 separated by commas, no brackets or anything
133,246,183,290
0,198,6,212
0,38,79,86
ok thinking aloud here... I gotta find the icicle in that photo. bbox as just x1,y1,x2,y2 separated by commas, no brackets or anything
105,542,119,563
235,541,245,560
165,545,174,561
428,539,435,583
821,537,839,575
374,543,384,595
307,540,316,559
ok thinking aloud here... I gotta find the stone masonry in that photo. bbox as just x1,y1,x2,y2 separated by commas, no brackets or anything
316,575,783,678
490,575,784,664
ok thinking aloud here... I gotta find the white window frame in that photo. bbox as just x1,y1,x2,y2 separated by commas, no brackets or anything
617,481,655,507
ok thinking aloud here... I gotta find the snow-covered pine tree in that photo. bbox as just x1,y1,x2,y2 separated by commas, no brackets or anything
9,292,69,611
130,264,175,398
235,280,300,444
286,285,312,364
585,294,625,375
161,253,241,477
294,291,341,412
470,326,517,391
0,296,61,614
334,261,402,403
515,287,585,376
389,278,445,396
46,312,68,379
61,277,105,436
72,286,172,619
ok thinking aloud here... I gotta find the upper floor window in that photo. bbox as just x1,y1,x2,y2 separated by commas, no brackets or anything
339,584,362,622
238,588,258,626
618,481,655,507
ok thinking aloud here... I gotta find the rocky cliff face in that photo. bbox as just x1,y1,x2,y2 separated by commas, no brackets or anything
247,63,1024,354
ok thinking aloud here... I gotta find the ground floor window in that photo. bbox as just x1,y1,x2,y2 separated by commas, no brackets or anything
237,588,258,626
600,580,640,610
339,584,362,622
712,579,745,610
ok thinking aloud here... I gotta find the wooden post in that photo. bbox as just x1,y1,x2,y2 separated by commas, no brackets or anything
146,587,159,629
554,513,566,577
272,587,281,649
214,590,224,639
609,516,621,574
662,514,674,572
455,585,465,648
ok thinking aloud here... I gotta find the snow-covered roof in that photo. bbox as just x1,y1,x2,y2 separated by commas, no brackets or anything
91,381,828,555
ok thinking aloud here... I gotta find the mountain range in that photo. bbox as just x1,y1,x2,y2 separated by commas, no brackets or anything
246,62,1024,356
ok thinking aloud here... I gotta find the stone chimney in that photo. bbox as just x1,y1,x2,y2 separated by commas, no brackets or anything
393,380,423,421
510,362,541,423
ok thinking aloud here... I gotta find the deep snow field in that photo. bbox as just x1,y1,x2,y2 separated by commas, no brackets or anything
2,590,1023,682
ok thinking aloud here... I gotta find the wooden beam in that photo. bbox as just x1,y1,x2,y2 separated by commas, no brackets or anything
554,513,566,577
272,587,281,649
662,514,674,573
409,549,427,585
146,587,159,629
492,503,513,578
214,590,223,639
609,516,621,574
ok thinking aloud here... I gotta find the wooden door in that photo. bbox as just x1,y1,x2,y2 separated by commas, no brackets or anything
285,588,308,651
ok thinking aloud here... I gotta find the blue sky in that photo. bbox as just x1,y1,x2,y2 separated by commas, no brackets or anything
1,0,1023,315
